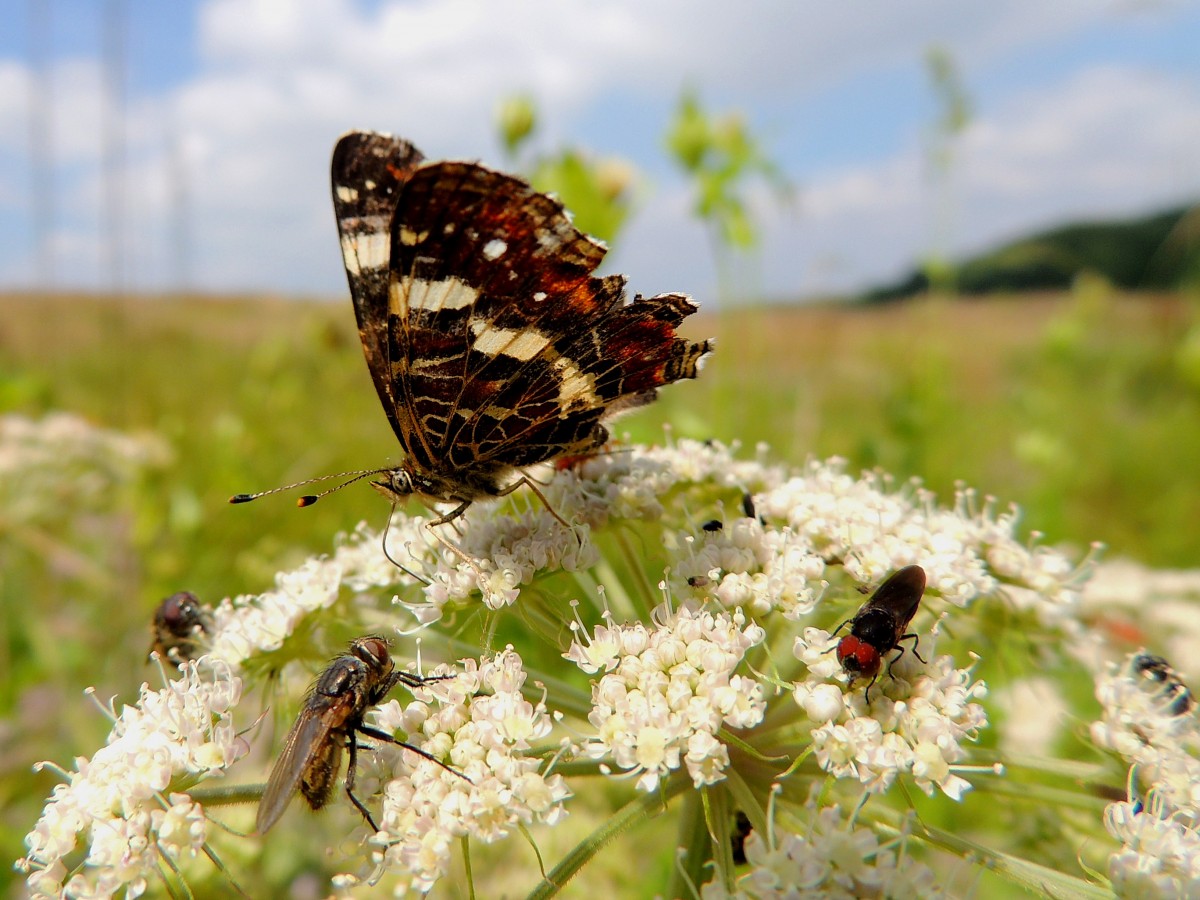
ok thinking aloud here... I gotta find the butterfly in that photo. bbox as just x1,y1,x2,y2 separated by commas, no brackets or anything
235,131,711,539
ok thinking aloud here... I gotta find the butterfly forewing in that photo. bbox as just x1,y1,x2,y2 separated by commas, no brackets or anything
330,132,426,448
386,162,606,474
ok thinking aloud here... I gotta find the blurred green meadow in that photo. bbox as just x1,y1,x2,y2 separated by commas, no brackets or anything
3,284,1200,889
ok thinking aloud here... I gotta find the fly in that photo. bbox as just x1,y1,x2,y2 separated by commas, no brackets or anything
149,591,211,665
831,564,927,700
256,635,462,834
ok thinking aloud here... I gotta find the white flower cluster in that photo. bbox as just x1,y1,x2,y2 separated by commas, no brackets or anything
565,603,767,790
1082,560,1200,672
0,411,168,525
17,662,247,899
397,440,1086,631
18,434,1102,895
206,557,346,666
336,649,570,895
757,460,1085,625
1106,791,1200,898
211,441,1087,655
1094,652,1200,894
701,803,945,899
412,499,602,615
228,476,605,625
792,628,987,800
673,515,828,619
375,439,775,621
1092,652,1199,762
201,520,433,667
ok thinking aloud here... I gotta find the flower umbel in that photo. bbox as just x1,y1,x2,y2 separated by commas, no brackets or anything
17,661,247,899
18,436,1144,897
0,411,168,526
334,649,570,894
701,800,945,899
567,603,767,790
1094,651,1200,894
793,627,987,799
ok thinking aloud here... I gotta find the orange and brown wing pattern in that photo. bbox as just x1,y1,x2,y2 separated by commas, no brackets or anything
383,158,711,482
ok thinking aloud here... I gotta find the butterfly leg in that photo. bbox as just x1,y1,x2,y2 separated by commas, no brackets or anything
423,522,486,576
498,475,580,540
419,506,499,596
427,500,472,528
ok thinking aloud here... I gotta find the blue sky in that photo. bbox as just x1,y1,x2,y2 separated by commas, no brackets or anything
2,0,1199,303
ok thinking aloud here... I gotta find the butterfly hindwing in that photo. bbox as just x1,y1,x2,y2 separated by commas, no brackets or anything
384,160,710,479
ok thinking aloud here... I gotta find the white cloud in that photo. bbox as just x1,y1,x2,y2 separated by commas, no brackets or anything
0,0,1196,296
960,66,1200,225
750,63,1200,298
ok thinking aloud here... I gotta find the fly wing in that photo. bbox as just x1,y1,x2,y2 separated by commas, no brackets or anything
866,565,926,635
256,706,338,834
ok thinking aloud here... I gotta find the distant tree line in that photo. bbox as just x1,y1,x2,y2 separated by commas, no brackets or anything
864,203,1200,302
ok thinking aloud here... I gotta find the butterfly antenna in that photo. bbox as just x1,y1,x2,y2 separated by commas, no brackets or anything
229,468,391,507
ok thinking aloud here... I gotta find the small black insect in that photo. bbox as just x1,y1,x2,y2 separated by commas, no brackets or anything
741,492,756,520
702,519,723,533
256,636,461,834
731,810,753,865
832,565,927,699
1132,652,1195,717
687,575,711,588
149,591,211,665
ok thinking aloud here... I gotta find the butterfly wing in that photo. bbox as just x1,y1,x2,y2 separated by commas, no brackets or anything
331,132,426,449
385,161,710,478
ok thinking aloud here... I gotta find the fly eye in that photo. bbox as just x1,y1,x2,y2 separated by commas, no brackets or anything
358,637,390,665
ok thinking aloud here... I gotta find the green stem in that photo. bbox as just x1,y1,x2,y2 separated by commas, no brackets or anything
874,813,1112,899
670,787,713,900
187,782,263,808
613,527,660,618
525,774,692,900
460,834,476,900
